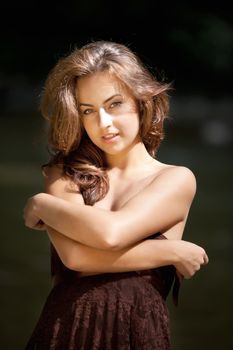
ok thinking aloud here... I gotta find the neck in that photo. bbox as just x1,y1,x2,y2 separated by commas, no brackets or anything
105,140,155,174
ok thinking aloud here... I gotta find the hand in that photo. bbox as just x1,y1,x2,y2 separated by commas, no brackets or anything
173,240,209,279
23,194,46,231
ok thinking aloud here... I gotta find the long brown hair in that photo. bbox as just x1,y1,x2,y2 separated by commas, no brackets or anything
41,40,171,205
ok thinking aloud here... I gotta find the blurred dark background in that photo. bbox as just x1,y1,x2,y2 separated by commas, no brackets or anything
0,1,232,349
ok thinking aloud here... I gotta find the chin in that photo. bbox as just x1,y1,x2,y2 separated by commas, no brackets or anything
104,149,122,156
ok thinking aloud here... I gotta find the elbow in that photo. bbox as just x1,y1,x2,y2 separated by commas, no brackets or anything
65,260,78,271
101,225,122,251
60,254,79,271
91,212,123,251
102,238,121,251
59,248,83,271
61,249,94,272
63,255,89,272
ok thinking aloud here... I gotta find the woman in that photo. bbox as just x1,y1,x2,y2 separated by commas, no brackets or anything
24,41,208,349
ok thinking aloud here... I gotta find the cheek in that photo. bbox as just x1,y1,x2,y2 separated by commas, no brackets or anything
122,114,140,135
82,122,94,143
85,129,96,144
82,120,104,148
82,118,94,136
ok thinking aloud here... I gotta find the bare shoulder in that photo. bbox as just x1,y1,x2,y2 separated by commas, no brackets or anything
42,165,80,198
157,164,196,182
43,164,65,189
42,164,63,182
152,163,197,199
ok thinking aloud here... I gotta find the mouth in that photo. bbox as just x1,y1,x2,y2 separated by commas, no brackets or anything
102,133,119,143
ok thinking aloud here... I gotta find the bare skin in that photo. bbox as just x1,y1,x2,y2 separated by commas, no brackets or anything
24,71,208,279
41,164,207,280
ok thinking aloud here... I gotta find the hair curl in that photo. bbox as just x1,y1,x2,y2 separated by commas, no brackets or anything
41,40,171,205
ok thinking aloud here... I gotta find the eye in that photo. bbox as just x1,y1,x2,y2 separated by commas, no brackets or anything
82,108,94,116
109,101,122,109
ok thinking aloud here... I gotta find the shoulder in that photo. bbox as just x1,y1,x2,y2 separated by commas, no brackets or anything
42,165,79,196
42,164,63,181
152,164,197,200
157,164,196,183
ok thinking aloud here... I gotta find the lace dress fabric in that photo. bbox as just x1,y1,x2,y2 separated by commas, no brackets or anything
25,233,180,350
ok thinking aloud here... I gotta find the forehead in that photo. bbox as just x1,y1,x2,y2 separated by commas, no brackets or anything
76,72,130,103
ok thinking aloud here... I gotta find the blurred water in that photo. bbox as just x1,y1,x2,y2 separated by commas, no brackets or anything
0,114,232,349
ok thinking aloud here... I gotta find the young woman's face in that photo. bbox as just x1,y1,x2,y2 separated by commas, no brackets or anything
76,72,141,156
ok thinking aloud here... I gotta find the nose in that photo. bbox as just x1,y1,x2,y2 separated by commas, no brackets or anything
99,107,113,128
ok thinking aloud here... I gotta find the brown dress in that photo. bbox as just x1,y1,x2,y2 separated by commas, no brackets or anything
25,233,180,350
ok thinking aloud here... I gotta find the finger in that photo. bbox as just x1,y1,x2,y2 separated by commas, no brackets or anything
203,253,209,265
34,225,46,231
34,221,46,231
183,273,192,280
176,270,184,283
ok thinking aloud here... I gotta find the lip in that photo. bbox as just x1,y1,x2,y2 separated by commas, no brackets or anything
101,133,119,143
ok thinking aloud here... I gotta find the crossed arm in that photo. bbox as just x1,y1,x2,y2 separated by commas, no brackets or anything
25,165,196,249
24,165,208,277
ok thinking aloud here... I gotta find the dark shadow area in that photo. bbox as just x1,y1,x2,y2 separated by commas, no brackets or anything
0,1,232,349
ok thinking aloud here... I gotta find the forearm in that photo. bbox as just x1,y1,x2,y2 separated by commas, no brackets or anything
34,193,115,249
46,226,176,273
29,177,191,250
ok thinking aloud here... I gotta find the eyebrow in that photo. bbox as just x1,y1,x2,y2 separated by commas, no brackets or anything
79,94,122,107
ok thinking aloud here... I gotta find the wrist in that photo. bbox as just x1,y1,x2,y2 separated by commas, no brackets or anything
159,239,179,266
166,240,185,266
